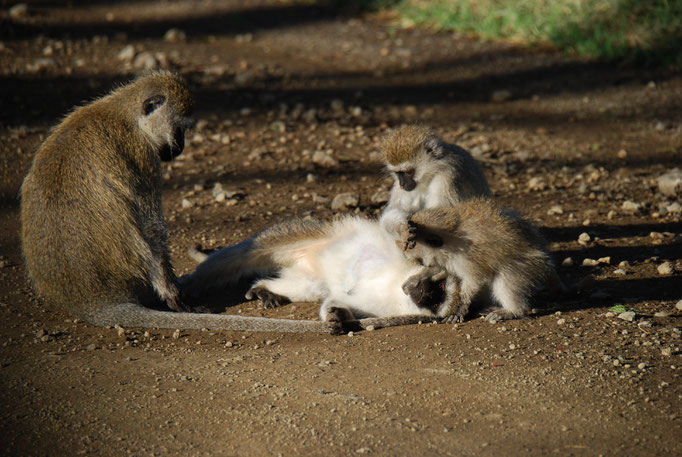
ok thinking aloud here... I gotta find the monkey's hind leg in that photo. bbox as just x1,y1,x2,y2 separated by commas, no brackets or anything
245,285,291,309
486,272,531,322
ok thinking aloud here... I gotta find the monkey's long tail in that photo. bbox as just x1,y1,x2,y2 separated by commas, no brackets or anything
91,303,331,332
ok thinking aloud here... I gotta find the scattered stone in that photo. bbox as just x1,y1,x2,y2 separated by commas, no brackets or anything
164,28,187,43
657,169,682,197
598,256,611,264
561,257,573,267
9,3,29,19
607,210,616,220
331,192,359,211
330,98,344,111
621,201,641,213
618,311,636,322
578,232,591,245
370,190,390,205
86,343,97,351
582,258,599,267
117,44,136,62
657,262,673,276
637,362,647,370
617,149,627,159
312,150,339,168
27,58,57,72
491,89,512,102
654,311,670,318
557,318,566,325
172,329,181,339
666,202,681,214
234,70,255,85
547,205,564,216
613,268,627,276
306,173,318,183
133,51,161,70
181,198,193,209
527,176,546,191
661,347,672,357
676,300,682,311
618,261,630,269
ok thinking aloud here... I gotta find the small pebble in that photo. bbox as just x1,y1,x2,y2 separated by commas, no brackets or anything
621,201,641,213
618,311,636,322
578,232,591,245
676,300,682,311
657,262,673,276
561,257,573,267
582,258,599,267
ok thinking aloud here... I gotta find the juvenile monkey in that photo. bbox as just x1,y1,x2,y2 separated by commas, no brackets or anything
379,125,492,237
400,198,565,322
181,216,448,333
20,71,339,333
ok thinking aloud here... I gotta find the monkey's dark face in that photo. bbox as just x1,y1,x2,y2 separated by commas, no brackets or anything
141,94,189,162
395,169,417,191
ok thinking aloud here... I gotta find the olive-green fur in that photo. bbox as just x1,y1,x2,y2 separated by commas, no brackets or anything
20,71,191,320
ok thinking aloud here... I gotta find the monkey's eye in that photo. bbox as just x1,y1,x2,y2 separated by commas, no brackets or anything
396,169,415,179
143,95,167,116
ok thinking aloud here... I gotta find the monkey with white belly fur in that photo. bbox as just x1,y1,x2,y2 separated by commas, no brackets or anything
182,216,450,333
399,198,566,323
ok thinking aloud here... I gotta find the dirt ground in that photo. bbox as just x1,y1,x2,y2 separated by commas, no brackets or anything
1,1,681,455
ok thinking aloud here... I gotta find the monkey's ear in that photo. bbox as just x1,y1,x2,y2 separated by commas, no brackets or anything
424,137,445,159
143,95,167,116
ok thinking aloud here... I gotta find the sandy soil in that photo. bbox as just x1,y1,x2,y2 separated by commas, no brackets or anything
1,1,681,455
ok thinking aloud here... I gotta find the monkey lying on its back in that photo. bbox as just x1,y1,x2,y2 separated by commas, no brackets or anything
181,215,448,333
20,71,339,332
400,198,566,322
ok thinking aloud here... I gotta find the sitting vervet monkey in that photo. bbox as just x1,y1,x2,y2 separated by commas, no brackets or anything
379,125,491,238
181,216,450,332
20,71,344,333
400,198,566,322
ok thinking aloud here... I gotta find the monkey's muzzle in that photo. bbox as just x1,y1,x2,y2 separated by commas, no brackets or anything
160,126,186,162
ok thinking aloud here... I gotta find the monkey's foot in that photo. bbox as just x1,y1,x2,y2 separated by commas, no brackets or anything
325,307,354,335
485,309,528,323
441,313,465,324
402,222,418,250
245,286,290,309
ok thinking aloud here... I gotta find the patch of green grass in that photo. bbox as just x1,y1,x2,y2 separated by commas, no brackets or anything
609,304,638,313
312,0,681,68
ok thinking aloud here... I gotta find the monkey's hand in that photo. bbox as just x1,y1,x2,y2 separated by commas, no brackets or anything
396,221,419,251
246,285,291,309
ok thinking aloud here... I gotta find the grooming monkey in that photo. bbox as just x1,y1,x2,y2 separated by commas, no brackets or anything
400,198,566,322
182,216,450,333
20,71,343,333
379,125,492,238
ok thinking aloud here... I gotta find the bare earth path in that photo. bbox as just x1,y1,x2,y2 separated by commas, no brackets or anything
1,1,680,455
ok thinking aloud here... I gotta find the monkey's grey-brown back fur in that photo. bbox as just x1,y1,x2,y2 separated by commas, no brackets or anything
21,71,193,321
405,198,558,322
